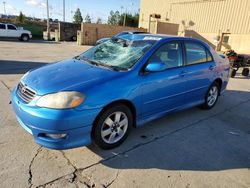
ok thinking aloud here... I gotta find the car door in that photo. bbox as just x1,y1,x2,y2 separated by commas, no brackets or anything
0,24,7,37
141,41,187,117
7,24,17,37
182,41,216,104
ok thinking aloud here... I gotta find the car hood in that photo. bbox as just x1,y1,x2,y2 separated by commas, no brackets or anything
21,59,121,95
22,29,31,34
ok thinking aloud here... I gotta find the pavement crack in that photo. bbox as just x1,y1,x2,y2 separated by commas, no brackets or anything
104,170,120,188
0,80,11,92
60,151,78,183
28,146,42,188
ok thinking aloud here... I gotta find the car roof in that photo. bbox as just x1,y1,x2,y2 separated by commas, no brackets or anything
118,33,210,48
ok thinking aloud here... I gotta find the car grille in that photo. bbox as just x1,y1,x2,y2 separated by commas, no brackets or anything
17,82,36,103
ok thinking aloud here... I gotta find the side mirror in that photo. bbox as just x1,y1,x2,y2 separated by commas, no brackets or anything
145,62,166,72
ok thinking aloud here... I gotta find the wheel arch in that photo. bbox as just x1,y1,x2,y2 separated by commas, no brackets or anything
91,99,137,138
214,78,222,95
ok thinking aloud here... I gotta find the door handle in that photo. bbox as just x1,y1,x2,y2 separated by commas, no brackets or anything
179,71,187,77
209,65,216,70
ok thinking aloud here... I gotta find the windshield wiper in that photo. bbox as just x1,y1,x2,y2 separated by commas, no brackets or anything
75,56,99,66
75,56,128,71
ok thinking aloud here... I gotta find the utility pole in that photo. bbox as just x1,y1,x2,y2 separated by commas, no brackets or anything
46,0,50,40
63,0,65,22
3,1,6,15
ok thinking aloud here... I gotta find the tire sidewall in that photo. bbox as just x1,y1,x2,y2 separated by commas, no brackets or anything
93,104,133,149
203,82,220,109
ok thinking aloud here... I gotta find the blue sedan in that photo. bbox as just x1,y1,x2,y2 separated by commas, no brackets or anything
11,34,230,149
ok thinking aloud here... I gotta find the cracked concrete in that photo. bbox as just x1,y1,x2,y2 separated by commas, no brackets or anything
0,41,250,188
28,146,42,188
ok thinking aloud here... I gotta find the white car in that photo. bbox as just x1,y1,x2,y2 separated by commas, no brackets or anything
0,23,32,41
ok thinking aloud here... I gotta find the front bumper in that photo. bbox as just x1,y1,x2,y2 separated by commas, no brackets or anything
11,87,101,150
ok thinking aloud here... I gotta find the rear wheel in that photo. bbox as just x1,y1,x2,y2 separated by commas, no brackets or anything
93,104,133,149
230,69,237,78
202,82,220,110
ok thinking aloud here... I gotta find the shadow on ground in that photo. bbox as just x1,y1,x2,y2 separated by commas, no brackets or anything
0,38,60,44
86,90,250,171
0,60,48,74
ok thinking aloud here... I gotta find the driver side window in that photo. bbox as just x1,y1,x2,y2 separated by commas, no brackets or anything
148,41,183,70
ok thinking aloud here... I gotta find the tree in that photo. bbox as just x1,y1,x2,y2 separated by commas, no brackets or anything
108,10,139,27
107,10,120,25
73,8,83,24
17,11,26,23
96,17,102,24
84,14,91,23
119,12,139,27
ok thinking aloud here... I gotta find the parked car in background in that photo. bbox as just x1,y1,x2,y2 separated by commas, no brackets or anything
0,23,32,41
12,34,230,150
95,30,148,45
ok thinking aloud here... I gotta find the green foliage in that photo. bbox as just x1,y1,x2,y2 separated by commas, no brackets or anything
107,10,120,25
119,12,139,27
17,11,26,23
17,23,43,39
73,8,83,24
108,10,139,27
85,14,91,23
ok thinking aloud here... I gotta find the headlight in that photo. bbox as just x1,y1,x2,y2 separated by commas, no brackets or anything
36,91,85,109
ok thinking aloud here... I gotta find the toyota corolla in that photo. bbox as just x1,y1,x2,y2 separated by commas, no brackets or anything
11,34,230,150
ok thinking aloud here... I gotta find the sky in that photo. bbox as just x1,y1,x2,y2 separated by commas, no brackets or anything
0,0,140,23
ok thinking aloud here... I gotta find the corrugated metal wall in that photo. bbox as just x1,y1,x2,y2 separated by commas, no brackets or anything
139,0,250,34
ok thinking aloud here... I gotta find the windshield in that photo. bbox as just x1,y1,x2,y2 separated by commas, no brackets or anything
78,38,156,70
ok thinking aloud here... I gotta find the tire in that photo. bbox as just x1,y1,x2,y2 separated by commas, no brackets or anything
230,69,237,78
93,104,133,149
202,82,220,110
242,68,249,77
21,34,29,42
71,36,77,41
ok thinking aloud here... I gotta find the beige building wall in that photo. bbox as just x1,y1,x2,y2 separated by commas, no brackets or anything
79,23,146,45
139,0,250,53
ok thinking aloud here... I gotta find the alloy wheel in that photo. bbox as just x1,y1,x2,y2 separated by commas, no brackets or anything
207,86,218,107
101,111,128,144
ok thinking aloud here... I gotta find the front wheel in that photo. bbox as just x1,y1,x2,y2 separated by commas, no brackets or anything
93,104,133,149
21,34,30,42
202,83,220,110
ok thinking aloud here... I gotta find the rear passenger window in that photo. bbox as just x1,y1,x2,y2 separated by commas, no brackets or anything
206,50,213,62
185,42,212,65
0,24,5,29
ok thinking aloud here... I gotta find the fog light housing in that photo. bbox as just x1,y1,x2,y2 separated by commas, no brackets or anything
45,133,67,139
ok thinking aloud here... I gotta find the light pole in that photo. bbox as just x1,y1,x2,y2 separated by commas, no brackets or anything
46,0,50,40
3,1,6,15
123,7,127,26
63,0,65,22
